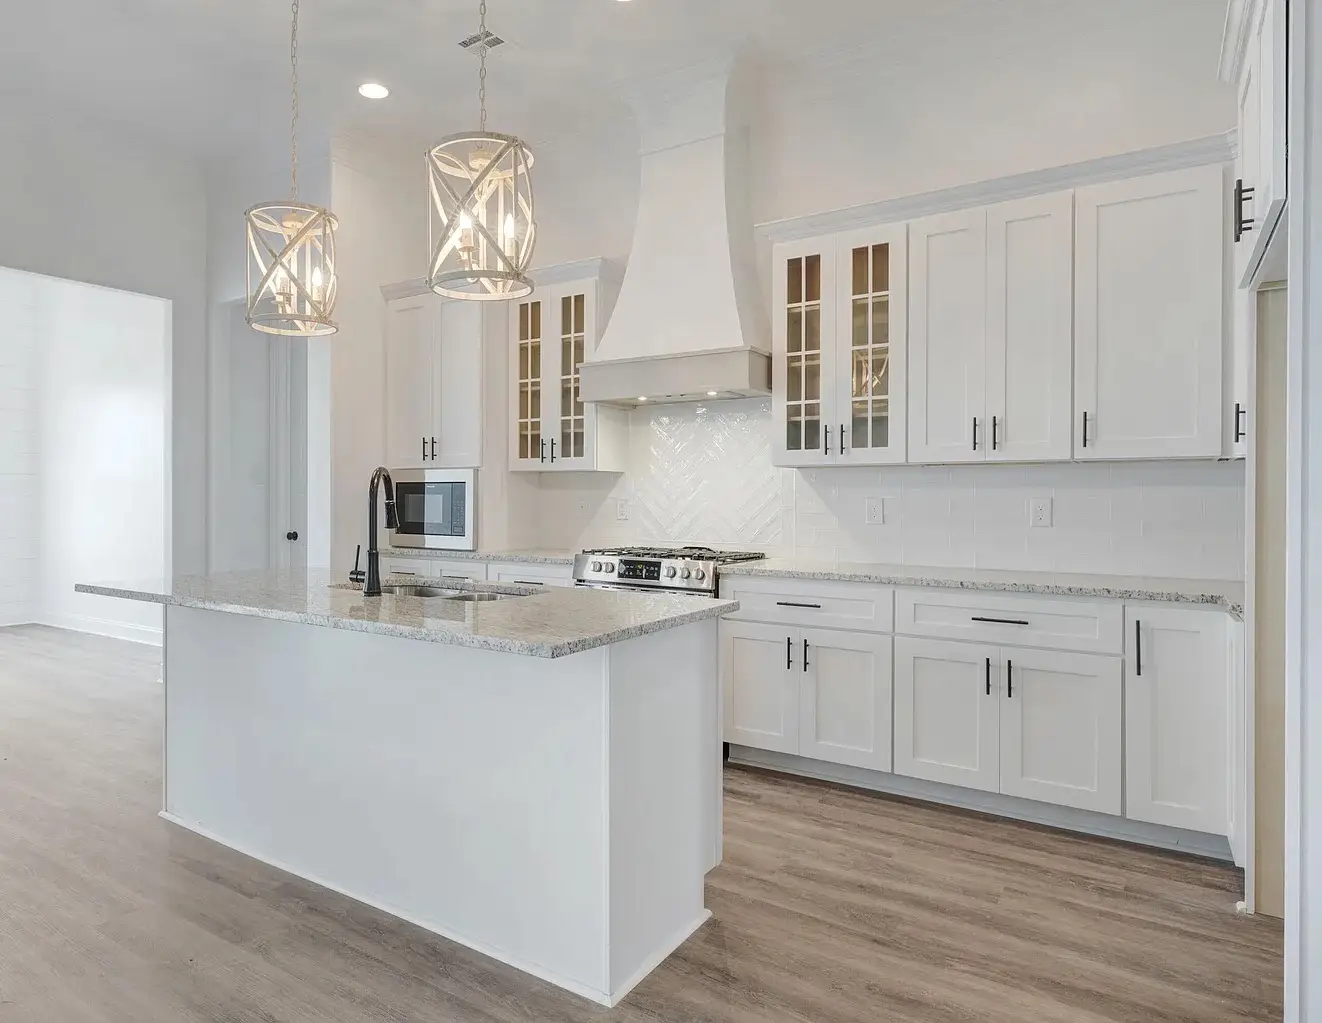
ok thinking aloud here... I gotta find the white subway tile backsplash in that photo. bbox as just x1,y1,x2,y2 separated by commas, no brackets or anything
534,399,1244,581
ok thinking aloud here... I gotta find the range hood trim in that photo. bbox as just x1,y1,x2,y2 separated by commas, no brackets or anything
579,346,771,408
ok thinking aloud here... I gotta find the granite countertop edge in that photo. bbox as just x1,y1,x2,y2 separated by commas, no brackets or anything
382,549,578,566
74,582,738,658
718,564,1244,617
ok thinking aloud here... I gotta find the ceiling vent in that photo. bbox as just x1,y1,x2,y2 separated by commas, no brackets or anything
458,30,504,50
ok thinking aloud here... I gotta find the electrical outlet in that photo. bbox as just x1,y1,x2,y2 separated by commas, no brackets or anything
1030,497,1053,528
615,499,629,522
865,497,885,525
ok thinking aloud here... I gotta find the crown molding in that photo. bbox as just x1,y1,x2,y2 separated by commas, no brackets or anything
757,134,1235,244
380,258,624,302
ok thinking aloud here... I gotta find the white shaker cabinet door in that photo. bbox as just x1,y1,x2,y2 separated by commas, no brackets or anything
721,621,799,754
908,208,988,464
985,191,1075,463
998,648,1123,815
385,295,437,469
1125,607,1230,835
1073,166,1225,460
894,637,1000,793
798,629,893,772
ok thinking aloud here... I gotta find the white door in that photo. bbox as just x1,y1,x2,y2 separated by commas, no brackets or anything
433,300,483,467
985,192,1075,462
1125,607,1230,835
510,295,548,470
545,285,597,470
998,648,1122,815
894,637,1000,792
721,621,799,754
386,294,437,468
773,238,838,466
834,224,907,464
1074,166,1224,459
798,628,893,772
909,208,988,463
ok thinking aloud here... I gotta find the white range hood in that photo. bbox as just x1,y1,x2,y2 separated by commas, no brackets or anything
579,60,770,407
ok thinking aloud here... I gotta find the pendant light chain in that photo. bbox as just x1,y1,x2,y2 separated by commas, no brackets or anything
290,0,300,199
477,0,488,133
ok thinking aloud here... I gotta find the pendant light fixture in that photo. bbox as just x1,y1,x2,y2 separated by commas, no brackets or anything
426,0,536,301
246,0,339,336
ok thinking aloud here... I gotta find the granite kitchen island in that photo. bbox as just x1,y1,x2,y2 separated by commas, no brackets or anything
76,571,738,1007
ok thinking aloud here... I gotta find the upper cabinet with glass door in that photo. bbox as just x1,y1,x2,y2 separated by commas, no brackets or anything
772,228,908,467
508,260,627,473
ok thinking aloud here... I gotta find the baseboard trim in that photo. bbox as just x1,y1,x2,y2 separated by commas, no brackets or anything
607,911,711,1007
39,612,162,647
159,811,651,1007
728,746,1234,862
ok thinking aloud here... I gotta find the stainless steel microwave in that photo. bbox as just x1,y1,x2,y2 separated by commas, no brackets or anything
388,468,476,551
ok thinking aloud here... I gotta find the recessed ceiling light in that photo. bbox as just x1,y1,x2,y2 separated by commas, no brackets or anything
358,83,389,100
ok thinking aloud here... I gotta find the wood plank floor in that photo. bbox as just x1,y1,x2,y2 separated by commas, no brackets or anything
0,625,1282,1022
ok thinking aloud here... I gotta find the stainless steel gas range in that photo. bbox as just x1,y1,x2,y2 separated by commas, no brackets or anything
573,546,766,597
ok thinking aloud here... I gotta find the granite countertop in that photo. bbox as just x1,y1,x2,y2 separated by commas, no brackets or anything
720,559,1245,616
381,549,577,566
76,571,737,659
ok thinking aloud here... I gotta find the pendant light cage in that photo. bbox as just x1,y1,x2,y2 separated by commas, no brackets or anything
245,0,340,336
246,203,340,336
427,131,537,301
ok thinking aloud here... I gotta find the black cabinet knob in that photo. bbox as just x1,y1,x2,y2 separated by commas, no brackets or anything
286,531,299,542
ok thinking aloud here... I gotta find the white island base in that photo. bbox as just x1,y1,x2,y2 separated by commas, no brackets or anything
162,604,721,1006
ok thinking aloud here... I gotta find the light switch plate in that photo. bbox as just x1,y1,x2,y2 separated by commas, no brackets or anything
865,497,885,525
615,499,629,522
1030,497,1053,528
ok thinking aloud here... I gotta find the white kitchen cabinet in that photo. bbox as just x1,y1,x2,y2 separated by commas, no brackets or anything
797,628,893,772
379,555,488,582
1228,283,1253,458
772,227,908,466
1226,0,1288,289
721,621,799,754
1073,165,1225,460
908,208,987,464
486,562,573,588
893,637,1001,793
384,292,484,469
998,647,1122,815
509,264,627,473
1125,606,1230,835
985,192,1075,462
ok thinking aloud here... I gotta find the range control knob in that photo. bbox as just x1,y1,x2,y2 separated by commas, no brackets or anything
664,565,678,579
681,568,692,580
605,562,616,574
591,561,602,572
694,569,707,582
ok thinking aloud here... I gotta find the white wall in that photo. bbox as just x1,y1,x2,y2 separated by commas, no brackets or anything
36,275,169,642
0,102,208,576
0,273,39,624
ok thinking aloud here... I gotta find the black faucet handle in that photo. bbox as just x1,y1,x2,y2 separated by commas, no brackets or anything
349,544,366,585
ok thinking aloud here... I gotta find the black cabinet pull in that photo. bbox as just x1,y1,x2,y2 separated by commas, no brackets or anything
421,436,428,462
803,638,810,672
1135,619,1142,677
972,417,978,451
985,656,991,696
839,424,846,455
286,531,299,542
971,616,1030,626
550,438,557,463
431,437,437,460
991,415,999,450
1007,659,1013,698
1234,402,1246,444
1234,178,1256,242
514,580,546,587
776,601,822,609
824,425,830,456
540,438,547,463
1081,411,1089,448
786,635,793,670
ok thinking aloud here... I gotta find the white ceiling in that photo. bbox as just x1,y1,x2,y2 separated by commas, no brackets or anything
0,0,1231,159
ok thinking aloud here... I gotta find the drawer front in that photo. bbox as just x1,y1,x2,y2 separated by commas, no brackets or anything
487,563,573,588
430,560,490,582
895,589,1123,654
380,557,439,578
719,577,894,633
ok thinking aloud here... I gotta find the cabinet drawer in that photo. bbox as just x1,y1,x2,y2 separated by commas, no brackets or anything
719,577,893,633
895,589,1122,654
380,557,439,578
430,560,489,582
486,563,573,588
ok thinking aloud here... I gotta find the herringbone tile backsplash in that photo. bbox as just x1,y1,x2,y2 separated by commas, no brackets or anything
528,398,1245,580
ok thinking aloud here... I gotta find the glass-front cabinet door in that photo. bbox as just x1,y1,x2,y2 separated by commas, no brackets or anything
773,239,838,466
552,290,594,468
835,223,907,465
510,296,546,469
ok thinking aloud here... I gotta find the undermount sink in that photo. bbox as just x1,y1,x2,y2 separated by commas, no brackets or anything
444,591,510,602
380,583,517,602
